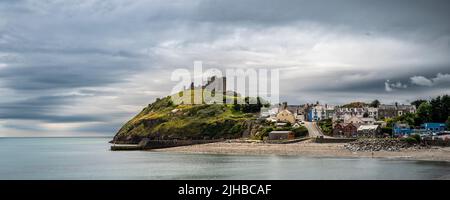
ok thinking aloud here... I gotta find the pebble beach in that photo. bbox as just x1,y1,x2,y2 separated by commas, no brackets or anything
153,140,450,162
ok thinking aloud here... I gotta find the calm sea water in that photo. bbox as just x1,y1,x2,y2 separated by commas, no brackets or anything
0,137,449,180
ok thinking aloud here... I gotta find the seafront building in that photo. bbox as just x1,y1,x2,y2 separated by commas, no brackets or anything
393,123,412,136
357,125,382,137
333,123,359,138
421,123,446,132
269,131,295,140
308,104,335,121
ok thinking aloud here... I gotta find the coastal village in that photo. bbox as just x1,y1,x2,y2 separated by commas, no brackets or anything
260,101,449,142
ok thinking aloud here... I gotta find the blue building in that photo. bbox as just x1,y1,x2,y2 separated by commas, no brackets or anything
421,123,446,132
393,123,412,136
307,104,335,122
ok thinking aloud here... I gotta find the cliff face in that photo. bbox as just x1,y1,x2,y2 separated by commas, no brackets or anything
112,96,261,144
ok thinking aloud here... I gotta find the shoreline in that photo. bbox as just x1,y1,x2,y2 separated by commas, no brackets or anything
151,140,450,162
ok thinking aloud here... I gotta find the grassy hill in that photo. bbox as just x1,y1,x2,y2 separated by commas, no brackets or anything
112,90,263,143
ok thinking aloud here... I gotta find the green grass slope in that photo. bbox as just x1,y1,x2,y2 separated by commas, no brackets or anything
112,95,258,143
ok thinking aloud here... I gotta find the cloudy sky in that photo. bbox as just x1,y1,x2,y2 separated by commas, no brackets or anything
1,0,450,136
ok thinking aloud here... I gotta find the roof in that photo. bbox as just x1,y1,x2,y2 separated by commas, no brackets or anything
422,123,445,125
335,123,360,127
397,105,416,110
378,105,397,110
346,116,363,120
335,123,348,126
422,123,446,127
270,131,293,134
357,125,380,131
394,123,410,128
379,104,416,110
361,118,375,122
278,109,293,114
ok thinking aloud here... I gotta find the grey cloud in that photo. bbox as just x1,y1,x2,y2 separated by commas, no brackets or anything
1,123,45,132
1,0,450,136
0,95,104,123
411,76,434,87
411,73,450,87
73,122,124,134
0,62,143,90
292,66,450,98
196,0,450,33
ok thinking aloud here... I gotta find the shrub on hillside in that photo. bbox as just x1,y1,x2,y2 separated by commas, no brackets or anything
411,134,421,143
381,127,392,135
318,119,332,135
292,126,308,137
401,137,418,144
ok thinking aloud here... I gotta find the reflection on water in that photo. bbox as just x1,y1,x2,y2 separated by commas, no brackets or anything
0,137,449,180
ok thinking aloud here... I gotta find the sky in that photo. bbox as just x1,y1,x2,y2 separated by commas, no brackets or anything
1,0,450,136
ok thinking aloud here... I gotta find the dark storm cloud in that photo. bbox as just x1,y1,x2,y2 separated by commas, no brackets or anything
0,64,140,90
196,0,450,31
305,65,450,94
0,95,105,123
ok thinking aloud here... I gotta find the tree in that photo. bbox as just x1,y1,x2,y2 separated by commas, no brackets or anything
363,112,369,118
381,127,393,137
446,116,450,130
441,95,450,122
411,99,427,108
292,126,308,137
430,96,442,122
394,113,416,126
384,117,395,128
370,99,381,108
240,97,264,113
232,103,241,111
342,102,368,108
416,102,432,125
318,119,333,135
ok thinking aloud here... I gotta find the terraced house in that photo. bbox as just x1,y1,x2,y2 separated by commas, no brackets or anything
333,123,359,138
333,107,379,121
378,104,416,119
308,104,335,121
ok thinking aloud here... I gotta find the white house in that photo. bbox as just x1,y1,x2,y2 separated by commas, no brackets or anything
344,116,364,124
260,107,271,118
344,116,376,125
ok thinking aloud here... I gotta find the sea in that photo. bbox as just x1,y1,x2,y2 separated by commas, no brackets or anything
0,137,449,180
